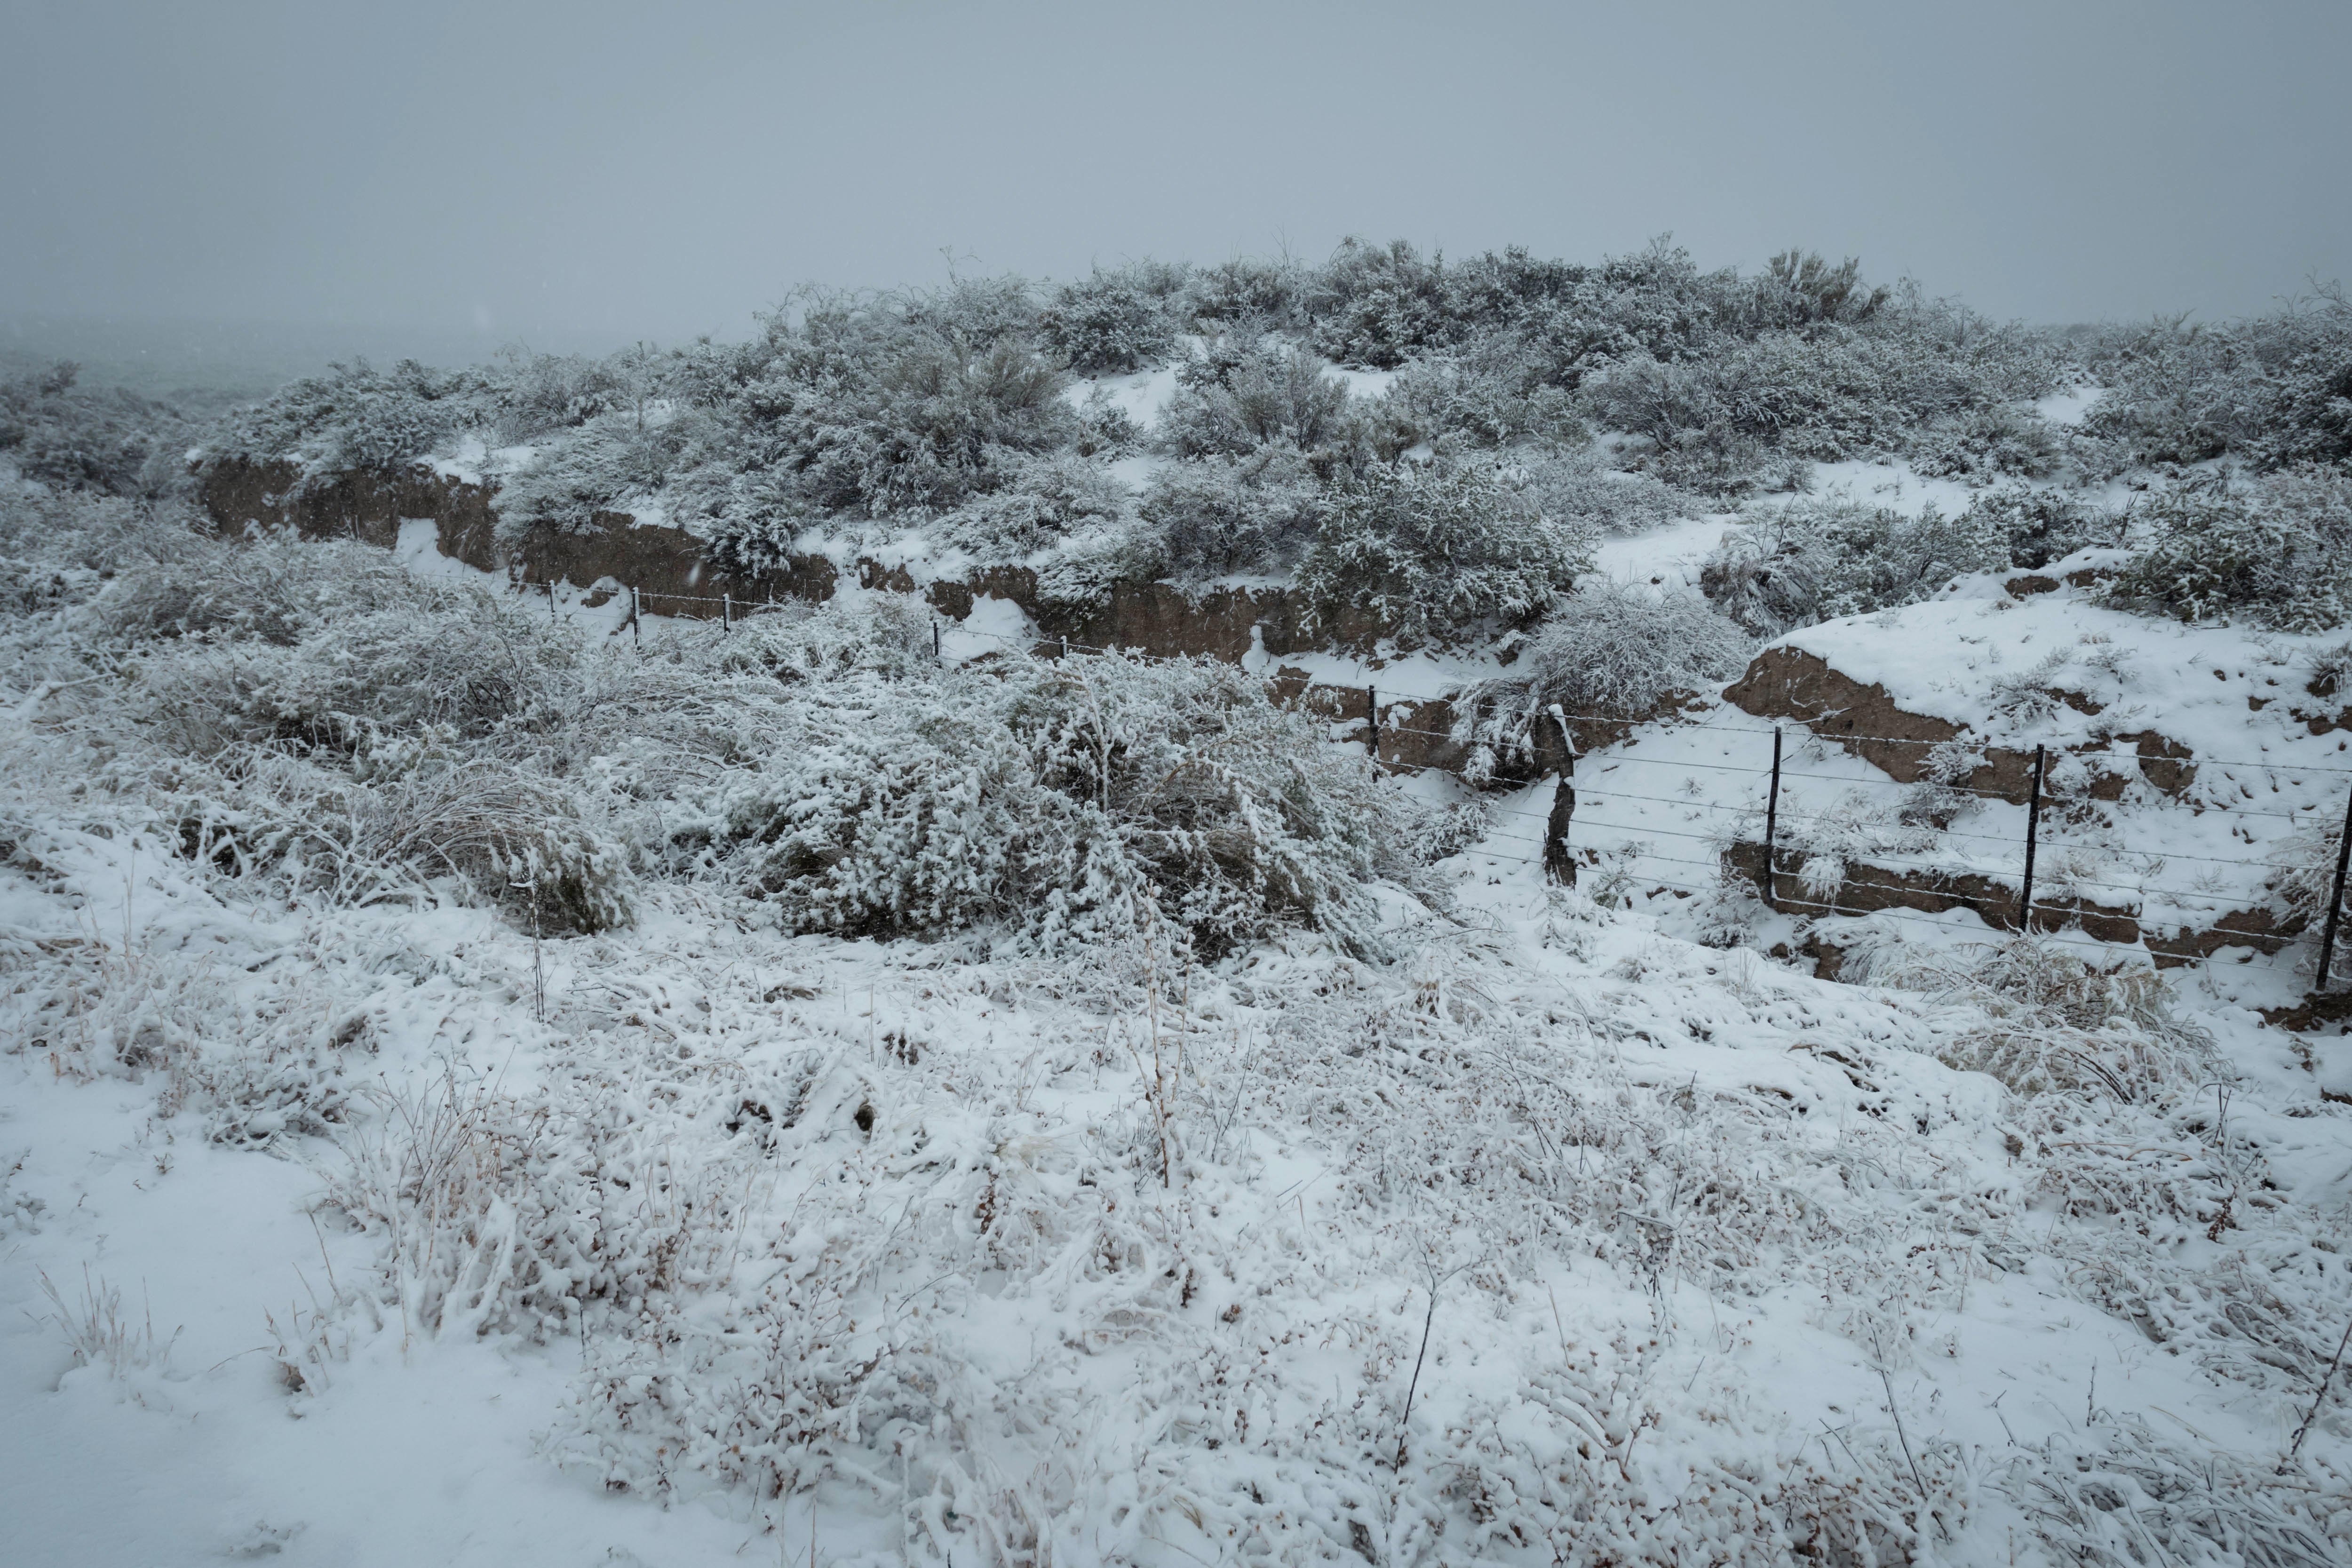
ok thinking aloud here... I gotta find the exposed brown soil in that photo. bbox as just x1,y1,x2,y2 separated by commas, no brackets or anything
1721,645,2196,803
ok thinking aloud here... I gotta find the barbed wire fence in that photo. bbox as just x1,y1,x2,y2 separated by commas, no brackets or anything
520,577,2352,994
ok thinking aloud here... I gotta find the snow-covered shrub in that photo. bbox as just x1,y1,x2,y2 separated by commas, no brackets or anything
2107,468,2352,631
1372,333,1584,451
721,648,1432,957
203,358,475,490
477,348,636,443
1510,446,1695,535
1958,480,2114,568
1302,236,1453,368
2075,287,2352,476
937,451,1131,558
0,360,195,498
679,295,1076,561
1864,937,2213,1101
1178,253,1306,331
1031,518,1171,610
1296,462,1591,641
1153,337,1357,461
491,404,711,537
1137,447,1323,578
1701,495,2009,635
1454,580,1752,769
1038,260,1189,374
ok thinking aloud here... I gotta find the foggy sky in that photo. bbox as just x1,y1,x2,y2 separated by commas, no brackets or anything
5,0,2348,353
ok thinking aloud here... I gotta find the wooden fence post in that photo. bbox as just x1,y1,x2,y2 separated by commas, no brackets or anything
1544,704,1577,886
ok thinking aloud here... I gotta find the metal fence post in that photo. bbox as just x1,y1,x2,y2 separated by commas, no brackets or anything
2318,781,2352,992
932,617,941,660
722,592,731,633
1366,686,1379,759
2018,744,2047,934
548,580,557,622
630,585,640,649
1761,726,1782,910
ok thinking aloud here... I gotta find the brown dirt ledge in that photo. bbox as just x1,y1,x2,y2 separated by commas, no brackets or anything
1721,644,2195,804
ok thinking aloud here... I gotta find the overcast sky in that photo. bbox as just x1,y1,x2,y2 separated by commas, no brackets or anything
4,0,2348,358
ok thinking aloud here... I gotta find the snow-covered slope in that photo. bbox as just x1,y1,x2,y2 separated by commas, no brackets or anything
6,640,2350,1565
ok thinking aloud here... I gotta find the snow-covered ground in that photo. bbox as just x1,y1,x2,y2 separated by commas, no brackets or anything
6,569,2351,1566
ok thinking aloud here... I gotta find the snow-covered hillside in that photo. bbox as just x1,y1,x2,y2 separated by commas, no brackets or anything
4,511,2350,1567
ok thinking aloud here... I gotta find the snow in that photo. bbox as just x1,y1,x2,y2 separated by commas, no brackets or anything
5,509,2351,1566
1590,516,1736,590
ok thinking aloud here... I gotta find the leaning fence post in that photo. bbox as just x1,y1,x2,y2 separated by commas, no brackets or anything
548,579,557,622
630,585,640,649
2018,744,2047,934
2318,781,2352,993
1544,703,1577,886
1761,726,1782,910
1366,686,1379,759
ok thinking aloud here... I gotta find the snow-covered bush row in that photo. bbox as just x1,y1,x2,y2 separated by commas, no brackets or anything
2,486,1450,960
2073,285,2352,478
1,359,197,499
1701,484,2121,636
184,238,2090,577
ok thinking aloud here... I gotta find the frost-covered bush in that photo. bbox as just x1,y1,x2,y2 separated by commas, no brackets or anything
1512,580,1752,716
678,294,1075,561
1582,295,2063,490
476,347,636,443
1153,337,1357,461
1958,480,2115,569
492,406,711,537
203,358,475,489
1038,261,1189,374
1453,581,1752,769
721,647,1433,957
1179,253,1306,331
1297,462,1592,641
1302,236,1453,369
938,451,1132,558
1509,446,1695,535
1372,333,1585,452
1702,495,2009,634
0,361,195,498
1138,447,1323,578
2106,469,2352,631
2075,288,2352,477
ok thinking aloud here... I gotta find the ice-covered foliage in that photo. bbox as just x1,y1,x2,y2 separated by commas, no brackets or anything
204,358,477,492
1703,493,2013,635
1582,285,2065,493
3,488,1445,961
1297,462,1593,641
2107,467,2352,632
2074,287,2352,477
1137,446,1324,578
937,450,1132,557
723,639,1433,957
1152,336,1359,461
1452,580,1753,777
0,360,196,498
1037,260,1189,374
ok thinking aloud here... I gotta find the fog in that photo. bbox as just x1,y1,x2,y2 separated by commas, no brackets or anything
4,0,2348,378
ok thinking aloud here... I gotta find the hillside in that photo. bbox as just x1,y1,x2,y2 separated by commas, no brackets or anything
4,243,2352,1566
